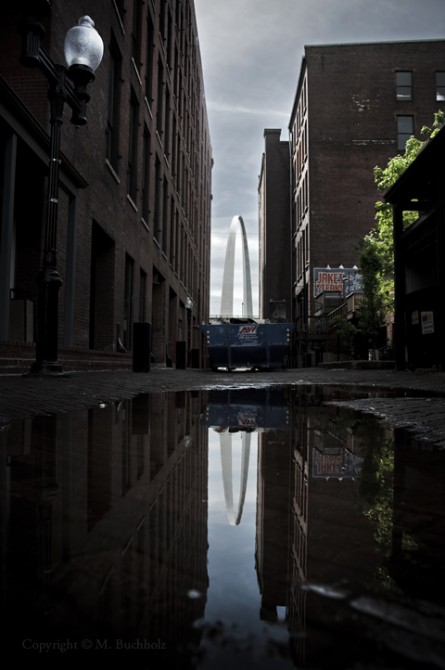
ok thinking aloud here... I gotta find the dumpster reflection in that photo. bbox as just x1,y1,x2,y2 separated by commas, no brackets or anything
201,388,292,431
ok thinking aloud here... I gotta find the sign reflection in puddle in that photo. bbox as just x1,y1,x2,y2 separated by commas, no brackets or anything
1,386,444,668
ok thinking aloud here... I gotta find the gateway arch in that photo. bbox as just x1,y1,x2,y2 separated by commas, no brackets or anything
219,431,251,526
220,215,253,318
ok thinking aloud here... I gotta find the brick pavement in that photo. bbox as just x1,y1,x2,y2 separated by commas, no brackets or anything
1,365,445,446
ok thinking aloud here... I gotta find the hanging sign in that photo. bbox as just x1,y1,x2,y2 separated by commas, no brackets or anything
421,311,434,334
313,268,363,297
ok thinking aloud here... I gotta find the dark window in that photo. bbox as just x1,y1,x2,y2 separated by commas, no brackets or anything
145,11,155,102
156,59,164,136
171,114,177,176
166,8,173,69
139,269,147,322
170,200,176,267
132,0,143,70
154,157,161,243
114,0,125,23
124,254,134,349
164,87,171,157
396,71,412,101
162,176,169,253
436,72,445,102
141,126,151,223
106,38,122,171
127,90,139,201
397,115,414,150
159,2,166,41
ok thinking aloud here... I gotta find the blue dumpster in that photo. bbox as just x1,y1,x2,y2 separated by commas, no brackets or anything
201,321,294,371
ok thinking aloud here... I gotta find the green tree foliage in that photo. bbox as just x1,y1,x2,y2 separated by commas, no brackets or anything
357,237,386,348
359,110,445,323
331,314,357,357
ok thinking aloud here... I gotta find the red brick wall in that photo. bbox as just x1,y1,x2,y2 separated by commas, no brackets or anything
0,0,212,363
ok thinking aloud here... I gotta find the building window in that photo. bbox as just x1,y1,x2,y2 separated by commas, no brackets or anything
145,11,155,103
159,1,166,41
162,176,169,254
397,115,414,150
166,8,173,70
154,156,162,243
139,269,147,322
170,199,176,267
106,38,122,172
114,0,125,24
132,0,143,71
436,72,445,101
124,254,134,350
156,59,164,137
141,126,151,224
127,89,139,202
396,71,412,101
164,87,171,158
171,114,177,175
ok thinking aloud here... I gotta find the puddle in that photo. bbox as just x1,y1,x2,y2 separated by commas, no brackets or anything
1,386,444,668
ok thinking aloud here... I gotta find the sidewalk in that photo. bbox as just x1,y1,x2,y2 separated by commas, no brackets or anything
1,366,445,446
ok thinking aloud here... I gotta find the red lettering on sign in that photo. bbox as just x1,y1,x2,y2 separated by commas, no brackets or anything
239,325,257,335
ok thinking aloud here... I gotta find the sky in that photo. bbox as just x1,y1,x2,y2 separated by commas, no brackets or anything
193,0,445,317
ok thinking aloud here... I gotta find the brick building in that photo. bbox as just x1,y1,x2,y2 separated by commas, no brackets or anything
0,0,212,370
258,129,291,321
261,39,445,365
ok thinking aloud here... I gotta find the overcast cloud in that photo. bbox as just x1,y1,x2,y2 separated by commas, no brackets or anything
194,0,445,317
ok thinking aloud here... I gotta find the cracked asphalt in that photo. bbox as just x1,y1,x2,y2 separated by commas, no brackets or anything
1,365,445,446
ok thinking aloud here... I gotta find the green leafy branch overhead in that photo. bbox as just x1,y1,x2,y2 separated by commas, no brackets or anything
361,110,445,316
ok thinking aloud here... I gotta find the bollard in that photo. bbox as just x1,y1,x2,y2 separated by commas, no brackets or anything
176,341,186,369
133,322,151,372
190,348,200,368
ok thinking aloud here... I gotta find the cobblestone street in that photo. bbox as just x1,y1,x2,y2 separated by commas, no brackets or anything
1,366,445,447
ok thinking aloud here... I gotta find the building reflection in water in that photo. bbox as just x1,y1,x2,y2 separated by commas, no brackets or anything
203,386,445,668
285,386,445,669
1,385,444,667
2,391,209,665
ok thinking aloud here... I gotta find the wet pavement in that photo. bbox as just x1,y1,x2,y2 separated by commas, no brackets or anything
1,365,445,445
1,366,445,667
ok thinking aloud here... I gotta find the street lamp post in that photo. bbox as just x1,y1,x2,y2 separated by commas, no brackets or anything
21,16,103,375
